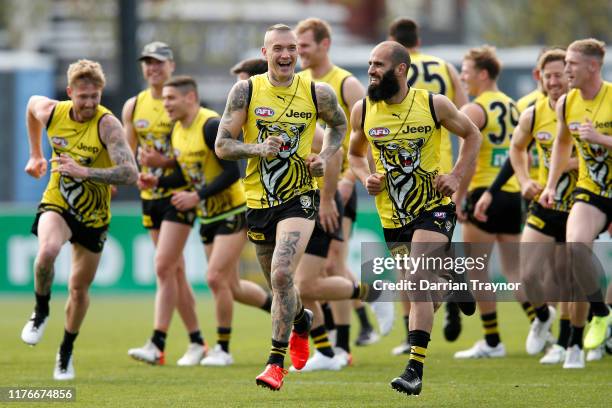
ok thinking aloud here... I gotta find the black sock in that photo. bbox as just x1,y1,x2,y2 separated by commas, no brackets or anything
189,330,204,346
350,283,361,299
267,339,288,368
217,327,231,352
534,304,550,322
293,306,309,334
407,330,430,379
355,305,373,331
403,315,410,343
481,312,500,347
557,317,571,348
260,294,272,313
336,324,350,353
588,300,610,317
59,329,78,356
310,325,335,358
322,302,336,331
521,302,535,323
35,292,50,317
568,325,584,348
359,283,381,302
151,329,167,352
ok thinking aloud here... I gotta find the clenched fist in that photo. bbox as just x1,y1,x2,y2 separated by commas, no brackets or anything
25,156,48,179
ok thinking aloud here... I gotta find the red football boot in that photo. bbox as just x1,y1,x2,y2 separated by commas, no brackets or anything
289,308,313,370
256,364,288,391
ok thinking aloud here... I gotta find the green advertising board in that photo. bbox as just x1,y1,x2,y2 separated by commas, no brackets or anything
0,206,385,293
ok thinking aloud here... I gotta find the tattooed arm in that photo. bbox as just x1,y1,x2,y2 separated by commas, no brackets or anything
215,80,278,160
315,82,347,161
89,115,138,185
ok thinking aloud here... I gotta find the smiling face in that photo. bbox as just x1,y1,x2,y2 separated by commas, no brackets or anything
564,49,595,90
540,60,568,102
297,29,327,70
262,29,298,82
460,59,484,97
66,80,102,122
368,45,393,87
162,85,192,122
367,44,403,101
141,57,175,88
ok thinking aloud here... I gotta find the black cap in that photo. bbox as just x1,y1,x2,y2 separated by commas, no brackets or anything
139,41,174,61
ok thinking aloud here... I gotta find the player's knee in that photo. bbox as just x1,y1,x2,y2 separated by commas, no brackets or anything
68,285,89,304
323,258,336,275
271,267,293,292
206,267,226,292
295,275,314,299
36,243,62,267
521,263,540,287
154,255,178,280
175,260,185,276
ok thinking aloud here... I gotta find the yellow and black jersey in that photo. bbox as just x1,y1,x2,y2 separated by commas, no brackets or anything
517,89,545,113
172,107,246,222
133,88,182,200
43,100,113,228
565,81,612,198
470,90,520,192
363,87,451,229
532,96,577,212
243,73,318,208
517,89,545,181
299,65,353,184
407,52,454,174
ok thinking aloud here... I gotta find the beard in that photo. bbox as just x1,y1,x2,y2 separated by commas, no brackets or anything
368,68,400,102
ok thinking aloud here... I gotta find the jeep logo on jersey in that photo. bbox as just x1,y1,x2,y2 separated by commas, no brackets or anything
594,120,612,129
536,131,552,141
286,109,313,120
76,143,100,154
402,125,432,134
369,127,391,137
51,137,68,147
255,107,275,117
135,119,149,129
568,122,581,132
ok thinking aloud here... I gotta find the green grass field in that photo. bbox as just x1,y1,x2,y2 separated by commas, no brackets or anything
1,295,610,407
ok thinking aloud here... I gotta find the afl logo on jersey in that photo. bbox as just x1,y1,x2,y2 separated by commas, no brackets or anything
536,131,552,141
369,127,391,137
255,107,275,117
51,137,68,147
135,119,149,129
568,122,581,132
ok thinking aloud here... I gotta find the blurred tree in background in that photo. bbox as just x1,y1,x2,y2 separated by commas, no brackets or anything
473,0,611,46
0,1,51,50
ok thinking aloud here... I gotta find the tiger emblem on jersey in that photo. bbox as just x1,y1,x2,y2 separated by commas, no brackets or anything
256,119,310,206
373,138,441,225
57,152,109,226
581,142,610,190
539,144,577,210
182,162,204,189
142,132,172,178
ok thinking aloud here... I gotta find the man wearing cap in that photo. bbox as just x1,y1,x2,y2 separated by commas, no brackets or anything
123,42,207,366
